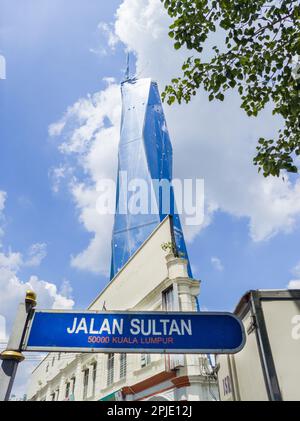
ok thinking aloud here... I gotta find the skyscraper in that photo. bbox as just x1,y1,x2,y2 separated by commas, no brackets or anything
27,78,218,403
110,78,192,279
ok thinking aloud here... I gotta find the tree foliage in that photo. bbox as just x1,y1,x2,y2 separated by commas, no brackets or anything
161,0,300,177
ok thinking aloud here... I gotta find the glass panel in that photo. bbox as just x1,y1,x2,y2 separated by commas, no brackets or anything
83,369,89,399
120,354,127,379
92,363,97,396
107,354,114,386
162,286,174,311
110,79,192,279
141,353,151,368
65,382,70,399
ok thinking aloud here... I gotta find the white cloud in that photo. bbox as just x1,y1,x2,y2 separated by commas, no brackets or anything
0,253,74,328
0,191,7,243
59,279,73,299
69,178,116,274
0,193,73,321
0,195,73,399
287,261,300,289
113,0,300,243
291,261,300,278
98,22,119,50
49,83,121,274
287,280,300,289
0,244,47,272
90,23,119,57
49,0,300,274
49,165,74,194
0,191,6,212
0,55,6,80
48,120,66,137
0,314,6,342
0,195,73,328
25,243,47,267
0,248,74,399
103,76,116,85
0,251,23,271
12,359,45,400
211,257,224,272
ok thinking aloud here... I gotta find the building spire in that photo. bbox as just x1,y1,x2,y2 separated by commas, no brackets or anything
110,79,192,280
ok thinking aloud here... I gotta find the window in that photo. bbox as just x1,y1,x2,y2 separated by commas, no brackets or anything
52,356,55,367
50,393,55,401
107,354,114,386
71,377,76,395
46,363,49,373
65,382,70,399
162,285,181,371
83,369,89,400
223,375,232,396
120,354,127,379
162,285,175,311
55,389,60,401
58,353,61,361
141,353,151,368
92,362,97,396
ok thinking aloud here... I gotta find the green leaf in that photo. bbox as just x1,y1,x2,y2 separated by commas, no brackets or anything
162,0,300,177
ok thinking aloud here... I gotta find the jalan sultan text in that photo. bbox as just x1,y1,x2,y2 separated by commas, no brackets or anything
66,317,192,337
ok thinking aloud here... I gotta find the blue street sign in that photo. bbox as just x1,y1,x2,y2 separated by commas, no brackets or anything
23,311,245,354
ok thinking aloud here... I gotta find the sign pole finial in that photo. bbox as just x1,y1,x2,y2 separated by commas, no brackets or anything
25,290,37,307
0,291,37,401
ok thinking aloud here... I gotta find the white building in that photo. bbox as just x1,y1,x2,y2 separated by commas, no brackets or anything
27,217,218,401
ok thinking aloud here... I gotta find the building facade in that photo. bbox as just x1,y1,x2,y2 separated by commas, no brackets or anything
27,218,218,401
27,79,218,401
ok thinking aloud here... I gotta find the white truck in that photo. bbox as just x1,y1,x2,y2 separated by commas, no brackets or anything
216,289,300,401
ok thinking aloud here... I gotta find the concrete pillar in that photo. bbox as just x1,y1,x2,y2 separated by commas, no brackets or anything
94,356,102,399
73,358,82,401
177,280,200,311
178,284,192,311
177,279,202,378
45,385,52,402
87,363,94,399
166,254,189,279
58,373,66,401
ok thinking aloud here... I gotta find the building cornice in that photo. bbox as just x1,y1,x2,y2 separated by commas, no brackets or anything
122,371,175,396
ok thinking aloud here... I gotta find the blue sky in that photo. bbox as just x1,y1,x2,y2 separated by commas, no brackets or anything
0,0,123,311
1,0,300,396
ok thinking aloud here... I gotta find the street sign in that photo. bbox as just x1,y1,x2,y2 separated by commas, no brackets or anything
23,310,245,354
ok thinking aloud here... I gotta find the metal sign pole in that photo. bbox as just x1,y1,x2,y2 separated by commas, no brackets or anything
0,291,37,401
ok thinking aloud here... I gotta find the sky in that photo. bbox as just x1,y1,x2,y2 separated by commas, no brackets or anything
1,0,300,397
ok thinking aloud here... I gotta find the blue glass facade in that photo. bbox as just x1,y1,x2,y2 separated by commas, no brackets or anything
110,78,192,279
